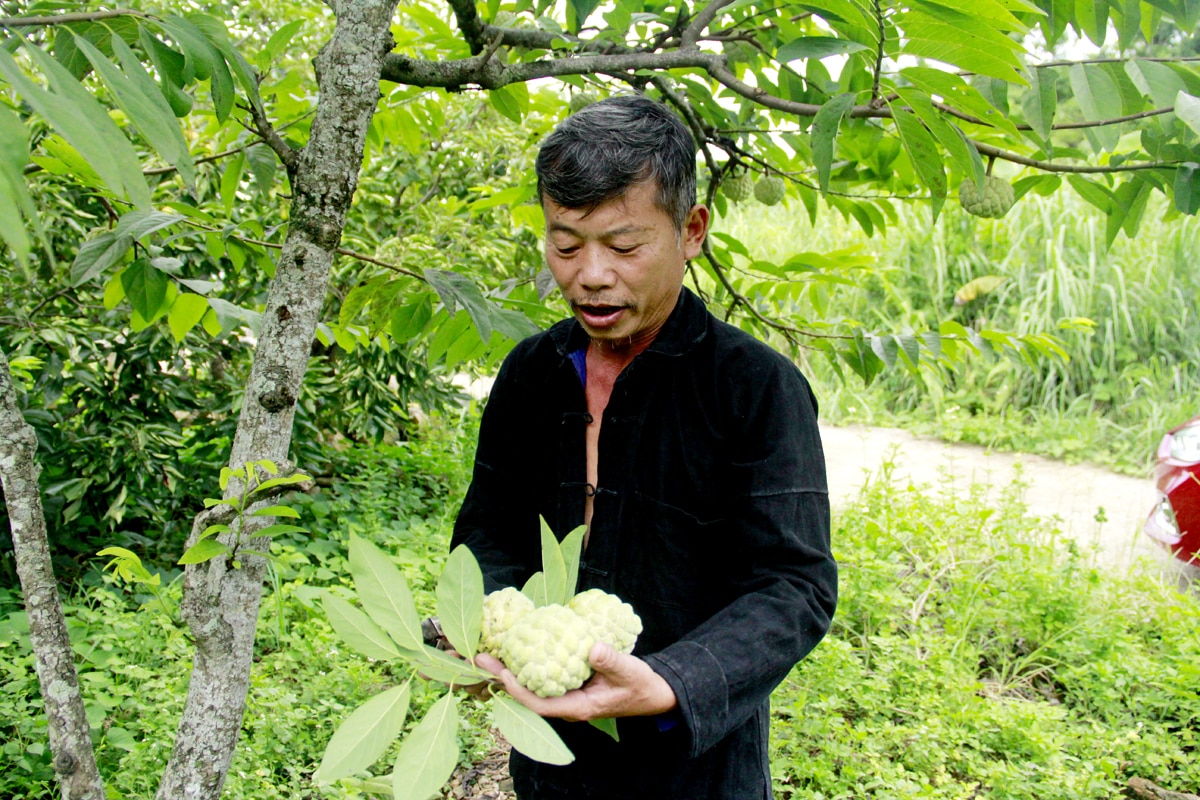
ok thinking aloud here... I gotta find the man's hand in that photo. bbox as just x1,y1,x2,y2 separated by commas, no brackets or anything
474,642,677,722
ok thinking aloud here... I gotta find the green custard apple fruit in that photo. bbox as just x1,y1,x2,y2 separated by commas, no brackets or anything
722,172,753,203
480,587,535,656
499,604,596,698
754,175,786,206
568,589,643,655
958,176,1015,219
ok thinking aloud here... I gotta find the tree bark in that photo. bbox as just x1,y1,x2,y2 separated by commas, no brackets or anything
155,2,399,797
0,347,105,800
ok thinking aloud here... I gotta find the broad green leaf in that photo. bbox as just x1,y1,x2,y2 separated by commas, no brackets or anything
522,572,548,607
560,525,586,600
1021,66,1057,145
0,44,148,207
406,644,493,685
890,106,946,218
1125,59,1184,110
894,88,985,187
349,535,426,651
139,28,193,117
168,293,211,342
897,6,1026,83
777,37,870,62
323,594,404,660
250,505,302,519
1175,91,1200,137
540,518,569,607
492,696,575,765
1067,175,1116,214
567,0,603,31
71,32,196,187
0,105,37,269
1068,63,1121,152
870,334,899,367
841,329,885,385
488,84,527,124
811,93,856,194
186,13,262,111
315,682,411,784
252,523,308,537
435,545,484,661
424,269,496,344
178,538,229,565
121,259,171,321
161,15,236,121
391,694,459,800
71,210,187,285
900,66,1020,136
1075,0,1109,46
1173,162,1200,214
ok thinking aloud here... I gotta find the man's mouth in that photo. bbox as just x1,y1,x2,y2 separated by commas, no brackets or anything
574,303,629,328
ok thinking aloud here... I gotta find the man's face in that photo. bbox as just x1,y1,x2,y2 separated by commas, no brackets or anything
543,180,709,347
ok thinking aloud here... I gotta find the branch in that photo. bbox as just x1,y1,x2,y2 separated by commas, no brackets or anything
0,347,105,800
971,142,1178,174
446,0,487,55
243,101,300,175
0,8,152,27
681,0,736,50
870,0,885,106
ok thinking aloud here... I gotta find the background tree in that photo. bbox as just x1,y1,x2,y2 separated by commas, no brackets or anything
3,0,1200,797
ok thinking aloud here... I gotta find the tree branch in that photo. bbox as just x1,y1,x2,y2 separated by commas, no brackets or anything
446,0,487,55
0,347,105,800
681,0,736,50
0,8,152,27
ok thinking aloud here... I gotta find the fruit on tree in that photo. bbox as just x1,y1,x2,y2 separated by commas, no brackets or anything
754,175,786,206
480,587,535,656
568,589,643,655
958,176,1015,219
499,604,596,698
721,171,753,203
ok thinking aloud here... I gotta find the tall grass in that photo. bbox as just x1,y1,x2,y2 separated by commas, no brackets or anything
713,190,1200,473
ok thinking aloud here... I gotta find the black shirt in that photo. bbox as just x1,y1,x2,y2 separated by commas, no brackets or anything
452,287,837,799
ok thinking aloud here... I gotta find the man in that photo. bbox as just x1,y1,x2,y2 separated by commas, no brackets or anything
453,94,837,799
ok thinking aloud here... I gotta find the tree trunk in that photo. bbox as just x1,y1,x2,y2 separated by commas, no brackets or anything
0,347,105,800
155,2,399,797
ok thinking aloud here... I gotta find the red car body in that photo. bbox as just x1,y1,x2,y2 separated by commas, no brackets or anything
1144,413,1200,573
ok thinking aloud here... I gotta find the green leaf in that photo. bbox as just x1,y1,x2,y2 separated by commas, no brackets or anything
1068,63,1121,152
491,696,575,765
315,682,411,784
567,0,603,31
894,88,985,187
812,93,856,194
349,535,426,651
71,210,187,286
71,32,196,187
391,694,459,800
185,13,262,111
323,594,404,660
1173,162,1200,214
0,43,149,207
540,518,569,606
252,523,308,538
139,28,193,117
560,525,586,600
177,538,229,565
1067,175,1116,214
168,293,211,342
1125,59,1185,110
435,545,484,661
900,66,1020,136
488,84,527,124
161,15,236,121
777,37,870,62
1021,66,1058,145
522,572,548,606
588,717,619,741
841,329,886,385
251,505,302,519
121,259,171,320
897,5,1026,83
1175,91,1200,137
0,105,38,270
1075,0,1109,46
890,106,946,219
425,269,494,343
405,644,493,685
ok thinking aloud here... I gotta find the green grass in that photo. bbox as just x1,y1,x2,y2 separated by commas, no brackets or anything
3,422,1197,799
712,189,1200,476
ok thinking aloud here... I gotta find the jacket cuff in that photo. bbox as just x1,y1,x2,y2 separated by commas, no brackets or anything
643,641,729,758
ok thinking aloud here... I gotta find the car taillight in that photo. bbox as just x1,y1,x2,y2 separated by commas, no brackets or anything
1151,499,1181,538
1168,424,1200,464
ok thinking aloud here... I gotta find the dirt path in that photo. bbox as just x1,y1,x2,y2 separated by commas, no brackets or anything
819,423,1163,572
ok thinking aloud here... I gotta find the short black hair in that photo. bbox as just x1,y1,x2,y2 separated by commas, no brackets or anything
536,94,697,230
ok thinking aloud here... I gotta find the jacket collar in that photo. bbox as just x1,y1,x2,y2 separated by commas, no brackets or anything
548,286,710,358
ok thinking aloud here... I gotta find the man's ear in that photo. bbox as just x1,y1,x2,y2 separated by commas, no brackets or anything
681,204,710,260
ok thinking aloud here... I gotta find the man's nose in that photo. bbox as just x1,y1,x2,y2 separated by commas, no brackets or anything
577,246,616,290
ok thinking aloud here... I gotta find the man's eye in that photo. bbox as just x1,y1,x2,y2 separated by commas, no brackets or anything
611,245,637,254
555,245,580,255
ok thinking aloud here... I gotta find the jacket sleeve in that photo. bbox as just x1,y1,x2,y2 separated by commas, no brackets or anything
641,354,837,758
450,348,542,593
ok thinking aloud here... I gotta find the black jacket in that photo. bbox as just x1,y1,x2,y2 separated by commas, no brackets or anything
452,287,837,799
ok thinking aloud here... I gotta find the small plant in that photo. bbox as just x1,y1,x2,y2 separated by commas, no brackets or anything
178,459,312,567
317,519,635,799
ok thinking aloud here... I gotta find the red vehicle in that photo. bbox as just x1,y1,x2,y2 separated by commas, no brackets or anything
1144,413,1200,577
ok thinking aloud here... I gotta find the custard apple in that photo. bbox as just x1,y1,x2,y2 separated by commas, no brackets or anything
568,589,642,655
754,175,786,206
480,587,535,656
958,176,1015,219
721,172,753,203
499,604,596,698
